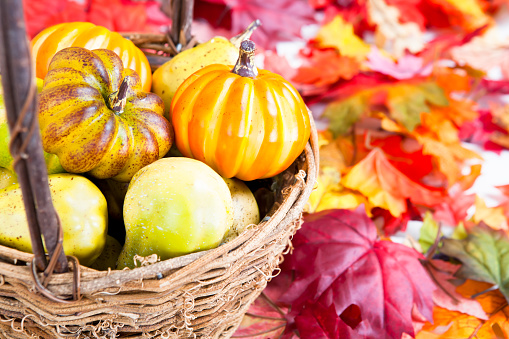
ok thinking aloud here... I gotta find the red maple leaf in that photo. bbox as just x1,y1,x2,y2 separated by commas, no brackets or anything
372,201,423,236
280,208,436,338
293,302,351,339
24,0,161,38
195,0,316,49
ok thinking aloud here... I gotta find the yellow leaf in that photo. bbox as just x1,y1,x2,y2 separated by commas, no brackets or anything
474,196,509,231
342,148,444,217
315,188,368,213
315,15,371,60
306,166,341,213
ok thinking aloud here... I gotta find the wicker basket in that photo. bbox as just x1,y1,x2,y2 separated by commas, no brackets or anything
0,0,319,338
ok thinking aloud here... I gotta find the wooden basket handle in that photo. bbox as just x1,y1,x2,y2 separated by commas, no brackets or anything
0,0,68,274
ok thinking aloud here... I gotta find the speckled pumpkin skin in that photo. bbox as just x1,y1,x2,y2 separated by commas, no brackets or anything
38,47,173,182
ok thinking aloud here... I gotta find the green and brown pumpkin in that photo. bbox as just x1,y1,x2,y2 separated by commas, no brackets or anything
38,47,173,182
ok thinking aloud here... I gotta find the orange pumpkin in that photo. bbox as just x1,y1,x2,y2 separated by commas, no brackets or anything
170,40,311,181
31,22,152,92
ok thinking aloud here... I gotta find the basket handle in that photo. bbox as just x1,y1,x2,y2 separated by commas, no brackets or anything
0,0,68,273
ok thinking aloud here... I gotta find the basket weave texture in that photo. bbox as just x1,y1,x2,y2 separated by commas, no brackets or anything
0,114,319,338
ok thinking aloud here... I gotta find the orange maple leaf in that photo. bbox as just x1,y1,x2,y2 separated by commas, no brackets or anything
341,148,444,217
380,101,481,185
417,280,509,338
433,66,475,96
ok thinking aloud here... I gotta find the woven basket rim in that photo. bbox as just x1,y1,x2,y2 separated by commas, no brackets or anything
0,109,319,301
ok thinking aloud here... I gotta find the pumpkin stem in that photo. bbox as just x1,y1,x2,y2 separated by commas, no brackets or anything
232,40,258,78
108,77,129,113
230,20,261,48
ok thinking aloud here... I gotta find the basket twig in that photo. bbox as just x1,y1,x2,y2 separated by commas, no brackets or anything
0,0,68,273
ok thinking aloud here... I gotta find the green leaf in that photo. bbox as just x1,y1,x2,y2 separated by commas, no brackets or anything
419,212,440,254
387,82,449,131
440,223,509,302
323,94,366,137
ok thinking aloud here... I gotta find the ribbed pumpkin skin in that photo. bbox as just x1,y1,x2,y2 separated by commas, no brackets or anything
170,64,311,181
39,47,173,182
31,22,152,92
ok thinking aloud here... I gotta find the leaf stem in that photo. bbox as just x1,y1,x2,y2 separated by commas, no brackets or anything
467,323,483,339
471,285,500,299
260,292,287,318
422,261,460,303
245,312,286,321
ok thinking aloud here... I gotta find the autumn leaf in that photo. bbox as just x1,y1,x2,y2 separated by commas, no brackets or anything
323,79,449,136
427,0,492,31
416,307,489,338
387,82,449,131
380,102,481,185
294,302,348,339
365,47,432,79
322,93,368,136
416,280,509,338
440,223,509,303
314,15,371,60
233,294,287,338
371,201,422,236
427,259,488,319
196,0,316,49
342,148,444,217
280,208,436,338
23,0,69,38
292,48,361,96
433,186,476,227
450,27,509,79
366,0,425,57
384,0,427,30
419,212,441,254
474,195,509,231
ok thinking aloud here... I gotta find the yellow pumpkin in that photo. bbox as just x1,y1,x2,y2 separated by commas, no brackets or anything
170,40,311,181
31,22,152,92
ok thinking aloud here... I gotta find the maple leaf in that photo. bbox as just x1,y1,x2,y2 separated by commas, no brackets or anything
294,302,349,339
342,148,444,217
314,15,371,60
233,295,287,338
426,0,492,31
450,27,509,80
292,48,361,96
371,201,422,236
323,80,449,137
426,259,488,319
416,280,509,338
473,195,509,231
384,0,427,29
387,82,449,131
380,102,481,186
197,0,316,49
440,223,509,303
433,185,476,227
23,0,68,38
280,208,436,338
366,0,425,57
366,47,432,80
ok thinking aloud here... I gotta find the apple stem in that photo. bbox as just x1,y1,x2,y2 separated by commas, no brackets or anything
232,40,258,78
